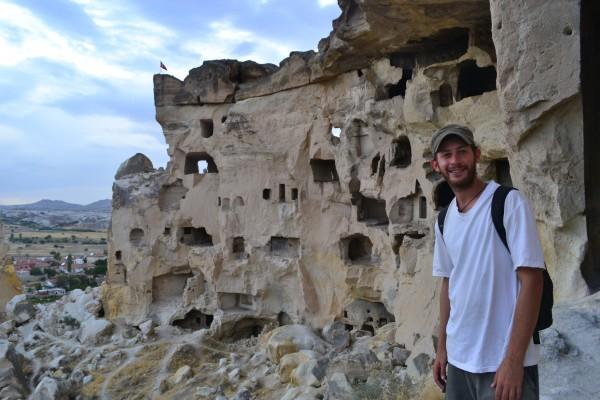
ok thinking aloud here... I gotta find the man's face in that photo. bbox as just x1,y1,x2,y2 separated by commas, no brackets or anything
430,136,480,189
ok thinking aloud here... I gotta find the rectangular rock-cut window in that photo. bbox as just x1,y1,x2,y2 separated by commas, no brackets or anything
233,237,244,255
494,158,513,187
200,119,214,138
457,60,497,100
357,195,389,226
238,294,254,310
115,250,122,261
291,188,298,201
310,159,339,182
269,236,300,257
419,197,427,219
279,184,286,202
263,188,271,200
163,227,171,235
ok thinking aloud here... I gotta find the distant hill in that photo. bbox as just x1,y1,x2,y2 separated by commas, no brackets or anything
0,199,112,212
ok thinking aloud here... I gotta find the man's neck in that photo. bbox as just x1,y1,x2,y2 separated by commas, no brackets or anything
452,178,486,211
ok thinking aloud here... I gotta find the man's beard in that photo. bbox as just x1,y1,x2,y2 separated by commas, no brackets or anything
441,163,477,190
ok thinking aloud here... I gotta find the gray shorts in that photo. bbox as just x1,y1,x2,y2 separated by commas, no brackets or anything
446,363,539,400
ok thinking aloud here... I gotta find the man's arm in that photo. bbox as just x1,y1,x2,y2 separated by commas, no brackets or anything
492,267,543,400
433,277,450,391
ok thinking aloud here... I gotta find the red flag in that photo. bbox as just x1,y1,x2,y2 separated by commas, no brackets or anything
160,61,167,71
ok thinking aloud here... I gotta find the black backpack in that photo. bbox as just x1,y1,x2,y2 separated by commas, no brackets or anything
437,185,553,344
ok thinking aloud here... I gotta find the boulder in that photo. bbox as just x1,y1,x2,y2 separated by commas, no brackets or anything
265,325,329,363
78,319,114,345
322,321,350,350
5,295,36,324
115,153,155,179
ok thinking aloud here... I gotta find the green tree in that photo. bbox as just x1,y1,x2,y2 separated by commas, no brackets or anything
66,254,73,273
44,268,57,277
30,267,43,276
52,251,61,261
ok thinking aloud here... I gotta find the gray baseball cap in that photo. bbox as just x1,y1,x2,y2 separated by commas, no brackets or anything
431,124,476,154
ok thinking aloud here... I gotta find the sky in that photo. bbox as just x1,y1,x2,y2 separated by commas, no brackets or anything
0,0,340,205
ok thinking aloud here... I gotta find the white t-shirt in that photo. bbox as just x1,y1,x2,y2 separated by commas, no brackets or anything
432,181,545,373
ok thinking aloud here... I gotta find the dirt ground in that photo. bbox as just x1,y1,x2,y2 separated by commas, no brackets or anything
7,229,107,258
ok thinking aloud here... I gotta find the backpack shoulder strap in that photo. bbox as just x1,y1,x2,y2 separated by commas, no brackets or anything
437,205,450,236
491,185,517,252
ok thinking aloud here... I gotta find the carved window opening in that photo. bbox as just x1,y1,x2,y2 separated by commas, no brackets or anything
115,250,122,261
278,311,293,326
200,119,214,138
310,159,339,182
152,272,192,304
419,197,427,219
390,136,411,168
232,237,245,255
221,115,227,123
457,60,497,100
357,195,389,226
494,158,513,187
263,188,271,200
180,227,213,246
342,234,373,263
172,309,214,331
291,188,298,201
385,68,413,99
279,184,286,202
371,153,381,176
184,152,218,175
219,293,255,311
434,181,455,210
330,126,341,143
129,228,144,245
439,83,454,106
218,197,221,206
269,236,300,257
163,227,171,235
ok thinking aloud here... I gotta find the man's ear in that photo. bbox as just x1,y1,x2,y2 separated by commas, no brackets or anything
431,158,440,172
474,147,481,163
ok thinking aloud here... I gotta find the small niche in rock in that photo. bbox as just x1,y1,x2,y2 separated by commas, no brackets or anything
129,228,144,245
279,184,286,202
405,231,426,239
115,250,122,261
390,136,412,168
439,83,454,107
384,68,413,99
310,159,339,182
219,293,255,311
278,311,293,326
378,155,386,180
291,188,298,201
179,227,213,246
423,161,442,182
200,119,214,138
357,69,363,77
221,115,227,123
390,197,413,224
263,188,271,200
269,236,300,257
172,309,214,331
357,195,389,226
371,153,381,176
163,227,171,235
330,126,341,145
232,237,245,256
233,196,244,207
342,234,373,263
152,272,192,304
158,180,188,211
457,60,497,100
184,152,218,175
360,324,375,336
349,177,361,196
419,197,427,219
434,181,455,210
494,158,513,187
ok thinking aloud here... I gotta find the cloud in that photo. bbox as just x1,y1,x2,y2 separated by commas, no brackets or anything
318,0,338,7
182,19,292,64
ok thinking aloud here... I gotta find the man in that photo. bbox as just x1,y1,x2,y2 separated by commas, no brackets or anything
430,124,545,400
